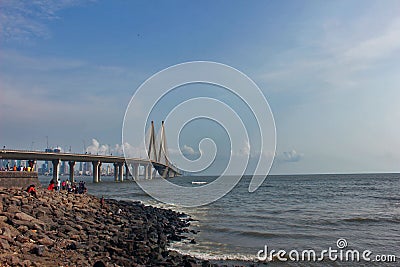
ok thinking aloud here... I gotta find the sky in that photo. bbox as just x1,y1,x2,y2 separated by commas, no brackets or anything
1,0,400,175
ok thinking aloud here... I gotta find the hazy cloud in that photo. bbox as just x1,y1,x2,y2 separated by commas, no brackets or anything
181,144,197,156
85,139,149,158
275,150,304,163
0,0,93,41
342,18,400,65
86,139,110,155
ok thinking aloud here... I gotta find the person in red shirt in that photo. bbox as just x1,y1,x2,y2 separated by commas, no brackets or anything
47,180,55,191
26,184,38,198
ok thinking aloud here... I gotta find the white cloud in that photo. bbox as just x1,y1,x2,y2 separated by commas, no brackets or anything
275,150,304,163
342,18,400,64
85,139,148,158
258,17,400,93
182,144,196,155
0,50,87,71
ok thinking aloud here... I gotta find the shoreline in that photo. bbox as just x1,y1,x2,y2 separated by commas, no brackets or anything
0,187,198,266
0,187,261,267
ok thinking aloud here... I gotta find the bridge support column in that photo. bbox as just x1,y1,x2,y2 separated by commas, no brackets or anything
68,161,75,182
118,163,123,182
162,167,168,179
149,165,153,179
98,162,102,182
145,164,149,179
134,163,139,180
52,159,60,182
125,164,129,181
92,161,100,183
32,160,37,172
114,163,119,182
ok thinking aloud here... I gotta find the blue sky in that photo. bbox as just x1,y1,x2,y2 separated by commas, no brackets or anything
1,0,400,174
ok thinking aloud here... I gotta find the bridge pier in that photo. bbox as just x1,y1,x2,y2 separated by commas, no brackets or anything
133,163,139,180
52,159,60,182
68,161,75,182
118,163,123,182
149,164,153,179
161,166,168,179
31,160,37,172
125,164,129,181
98,162,102,182
92,161,100,183
114,163,119,182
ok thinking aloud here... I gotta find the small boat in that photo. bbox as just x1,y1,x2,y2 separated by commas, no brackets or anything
191,181,207,185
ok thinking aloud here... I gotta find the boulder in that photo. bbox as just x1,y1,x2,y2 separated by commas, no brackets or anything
0,238,10,250
38,236,54,246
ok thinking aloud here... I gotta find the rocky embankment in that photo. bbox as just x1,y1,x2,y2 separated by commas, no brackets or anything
0,187,210,267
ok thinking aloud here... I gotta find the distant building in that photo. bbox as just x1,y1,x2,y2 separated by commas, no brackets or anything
60,161,68,174
84,162,91,175
106,164,111,175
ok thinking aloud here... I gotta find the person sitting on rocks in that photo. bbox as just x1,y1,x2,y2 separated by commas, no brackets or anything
26,184,38,198
61,180,66,190
100,196,106,209
47,180,55,191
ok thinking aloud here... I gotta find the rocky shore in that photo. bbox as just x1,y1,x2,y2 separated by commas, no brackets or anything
0,187,217,267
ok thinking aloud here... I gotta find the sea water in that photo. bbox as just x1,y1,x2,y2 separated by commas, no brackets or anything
39,173,399,265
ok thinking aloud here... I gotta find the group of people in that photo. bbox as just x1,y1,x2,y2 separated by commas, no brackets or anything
1,165,34,172
25,179,88,198
1,160,35,172
47,179,87,194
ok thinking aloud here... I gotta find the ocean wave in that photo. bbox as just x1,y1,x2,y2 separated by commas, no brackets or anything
370,196,400,201
168,247,258,262
343,217,400,224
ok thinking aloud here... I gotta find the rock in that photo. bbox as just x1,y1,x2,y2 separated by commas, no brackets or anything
38,236,54,246
106,245,124,255
0,238,10,249
1,227,13,238
35,209,46,219
15,211,36,222
17,225,29,233
70,234,81,241
22,260,32,266
6,205,20,213
93,260,106,267
14,212,45,231
32,245,45,256
0,235,13,243
16,235,30,243
66,242,77,250
184,260,200,267
0,187,198,267
10,255,21,266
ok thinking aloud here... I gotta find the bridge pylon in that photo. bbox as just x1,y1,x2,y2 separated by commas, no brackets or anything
146,121,180,178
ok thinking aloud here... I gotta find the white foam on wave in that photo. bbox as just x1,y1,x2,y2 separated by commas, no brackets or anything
192,181,207,184
167,247,257,262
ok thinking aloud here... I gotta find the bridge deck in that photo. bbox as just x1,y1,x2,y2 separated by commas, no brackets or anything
0,149,181,178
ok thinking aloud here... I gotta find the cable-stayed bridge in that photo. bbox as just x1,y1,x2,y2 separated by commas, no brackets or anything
0,121,181,183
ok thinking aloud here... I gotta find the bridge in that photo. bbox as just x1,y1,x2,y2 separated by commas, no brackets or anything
0,121,181,183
